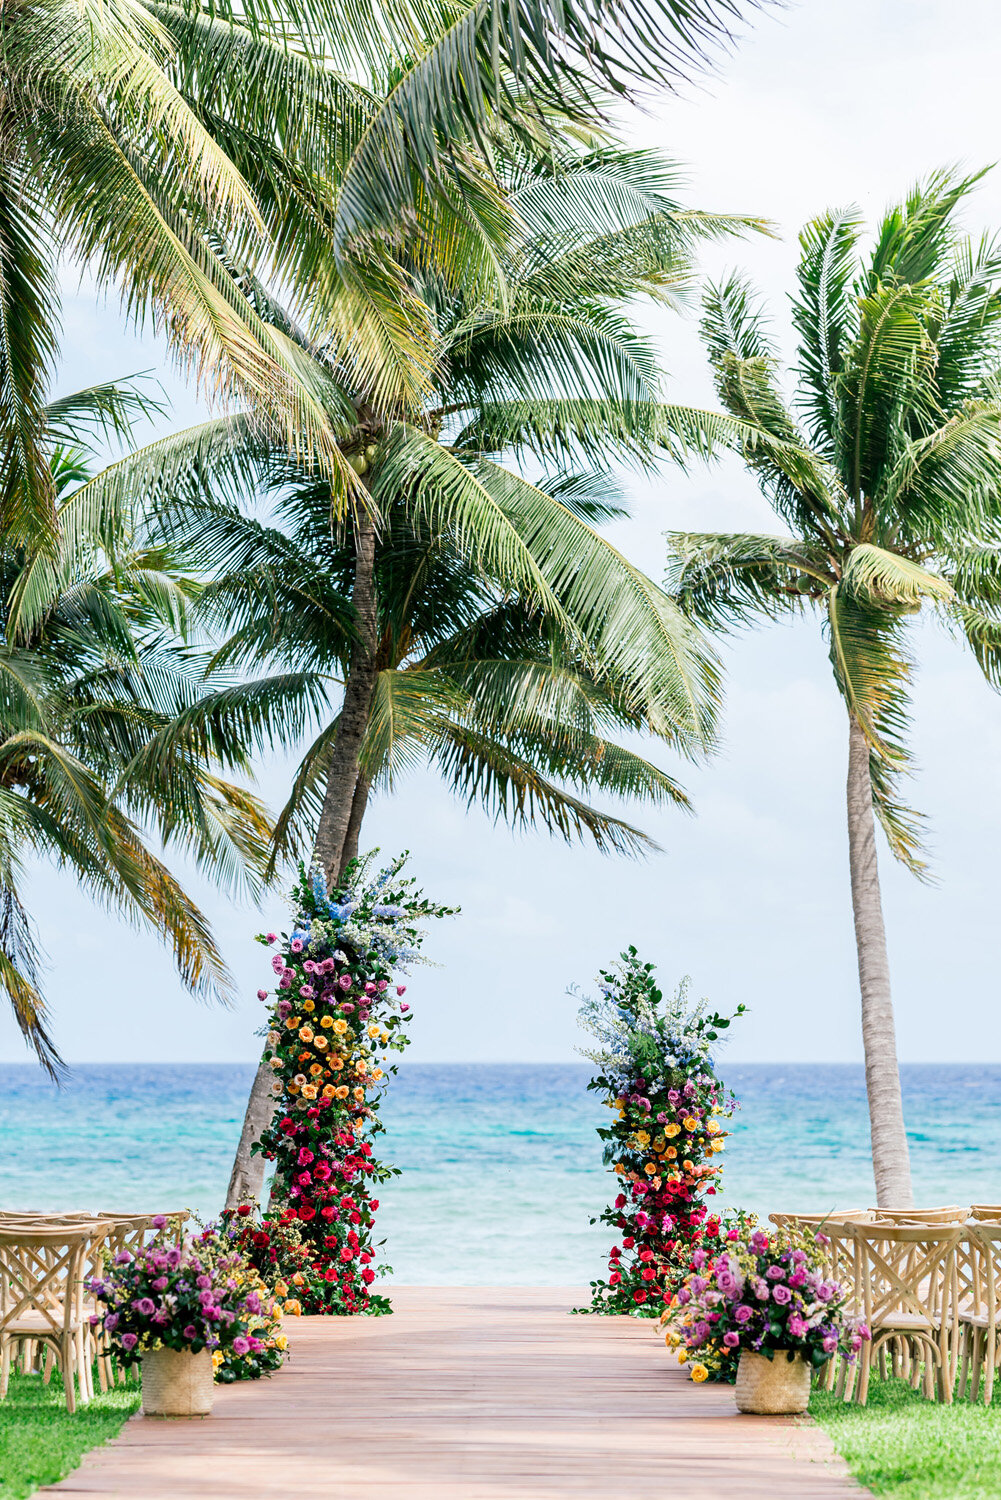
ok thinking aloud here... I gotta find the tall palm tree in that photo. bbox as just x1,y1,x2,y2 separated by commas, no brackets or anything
100,136,760,1202
7,0,756,557
0,384,314,1073
660,169,1001,1205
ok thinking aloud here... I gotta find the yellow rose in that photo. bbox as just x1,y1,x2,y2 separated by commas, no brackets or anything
613,1163,625,1175
372,1068,383,1080
275,1335,288,1350
677,1349,688,1365
320,1014,334,1029
314,1035,328,1052
707,1119,721,1135
322,1084,336,1098
653,1138,665,1152
367,1024,380,1038
683,1116,699,1133
380,1032,390,1045
664,1123,680,1138
299,1026,314,1043
682,1159,694,1173
302,1084,317,1099
302,999,315,1013
644,1163,656,1175
309,1063,323,1078
284,1299,302,1317
711,1139,725,1153
335,1085,349,1099
635,1130,651,1147
212,1350,224,1370
274,1281,288,1297
353,1087,365,1101
333,1019,348,1034
356,1060,368,1075
690,1365,709,1383
666,1147,677,1160
664,1331,681,1347
287,1015,300,1029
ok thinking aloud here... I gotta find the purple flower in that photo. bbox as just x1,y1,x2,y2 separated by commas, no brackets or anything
105,1312,120,1331
151,1215,166,1230
182,1325,197,1340
120,1332,138,1351
114,1250,133,1265
266,932,277,944
822,1332,838,1353
734,1304,753,1323
196,1274,211,1290
166,1247,182,1267
133,1298,155,1317
152,1277,168,1291
691,1248,707,1270
290,939,304,953
299,985,315,999
689,1276,708,1296
278,1000,292,1018
772,1284,792,1305
723,1331,740,1348
232,1336,250,1355
765,1265,785,1281
752,1278,770,1301
749,1230,769,1255
787,1314,808,1339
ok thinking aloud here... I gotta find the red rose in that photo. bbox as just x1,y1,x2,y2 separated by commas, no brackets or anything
633,1290,647,1304
623,1237,635,1249
609,1272,622,1286
324,1269,338,1282
361,1268,375,1284
237,1205,252,1218
641,1268,656,1282
299,1206,316,1222
320,1206,336,1222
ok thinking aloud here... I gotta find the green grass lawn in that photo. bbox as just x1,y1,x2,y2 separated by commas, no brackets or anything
812,1378,1001,1499
0,1370,139,1499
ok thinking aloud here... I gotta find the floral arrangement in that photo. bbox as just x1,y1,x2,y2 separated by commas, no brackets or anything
660,1207,760,1381
252,852,455,1314
88,1222,272,1365
666,1223,868,1381
577,948,744,1317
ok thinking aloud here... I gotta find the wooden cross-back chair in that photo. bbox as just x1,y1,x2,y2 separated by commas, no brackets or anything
969,1205,1001,1223
956,1224,1001,1404
0,1227,95,1413
847,1224,962,1405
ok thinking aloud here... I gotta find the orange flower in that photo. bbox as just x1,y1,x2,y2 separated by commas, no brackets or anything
335,1085,349,1099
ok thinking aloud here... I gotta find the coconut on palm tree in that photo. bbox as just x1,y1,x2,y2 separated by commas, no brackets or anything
662,169,1001,1205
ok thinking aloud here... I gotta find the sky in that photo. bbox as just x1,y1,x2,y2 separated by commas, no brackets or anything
3,0,1001,1067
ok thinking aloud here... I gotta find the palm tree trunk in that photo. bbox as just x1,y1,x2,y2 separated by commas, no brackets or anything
225,1059,276,1209
339,772,371,882
225,504,379,1210
314,505,379,890
846,714,913,1208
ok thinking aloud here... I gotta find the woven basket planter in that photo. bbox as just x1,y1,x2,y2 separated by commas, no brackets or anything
141,1346,215,1418
735,1350,811,1414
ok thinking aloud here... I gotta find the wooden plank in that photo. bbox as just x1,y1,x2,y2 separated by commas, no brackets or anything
43,1286,862,1498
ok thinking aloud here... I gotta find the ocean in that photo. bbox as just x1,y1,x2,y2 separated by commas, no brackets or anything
1,1062,997,1283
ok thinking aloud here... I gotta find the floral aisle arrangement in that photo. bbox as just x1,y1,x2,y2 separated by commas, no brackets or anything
577,948,744,1317
88,1222,272,1366
253,852,455,1315
667,1223,868,1385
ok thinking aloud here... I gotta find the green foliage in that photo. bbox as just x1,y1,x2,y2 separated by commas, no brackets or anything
0,1370,139,1499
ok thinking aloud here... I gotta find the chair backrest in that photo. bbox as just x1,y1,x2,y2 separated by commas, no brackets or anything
970,1205,1001,1223
0,1227,94,1335
962,1225,1001,1325
849,1223,962,1329
870,1206,968,1225
769,1209,874,1228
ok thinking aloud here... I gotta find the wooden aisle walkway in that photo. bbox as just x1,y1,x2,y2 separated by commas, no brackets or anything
46,1287,862,1499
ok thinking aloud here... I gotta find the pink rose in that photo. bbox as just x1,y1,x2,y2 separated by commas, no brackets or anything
266,932,278,944
338,974,352,991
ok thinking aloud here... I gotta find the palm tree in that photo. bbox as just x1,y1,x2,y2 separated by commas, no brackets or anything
0,383,310,1073
8,0,756,554
661,169,1001,1205
109,136,760,1202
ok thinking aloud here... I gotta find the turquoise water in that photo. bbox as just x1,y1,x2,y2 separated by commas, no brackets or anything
1,1063,998,1283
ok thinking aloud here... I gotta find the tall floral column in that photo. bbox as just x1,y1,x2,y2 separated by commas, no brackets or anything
248,855,454,1314
577,947,744,1316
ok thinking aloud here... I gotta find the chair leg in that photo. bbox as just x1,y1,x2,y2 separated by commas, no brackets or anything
983,1332,997,1407
970,1328,984,1403
958,1327,970,1401
42,1347,55,1386
0,1336,11,1400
